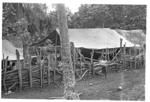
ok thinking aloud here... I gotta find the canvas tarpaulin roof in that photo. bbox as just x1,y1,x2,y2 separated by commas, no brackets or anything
115,29,145,45
68,28,136,49
2,40,24,60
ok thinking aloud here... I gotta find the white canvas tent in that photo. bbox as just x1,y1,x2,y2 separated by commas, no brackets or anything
67,28,137,49
115,29,145,46
2,28,142,60
2,40,24,60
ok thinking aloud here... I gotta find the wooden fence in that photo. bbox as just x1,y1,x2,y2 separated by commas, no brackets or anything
2,46,62,92
2,42,145,92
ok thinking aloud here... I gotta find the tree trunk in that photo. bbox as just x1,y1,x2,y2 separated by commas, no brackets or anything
56,4,79,99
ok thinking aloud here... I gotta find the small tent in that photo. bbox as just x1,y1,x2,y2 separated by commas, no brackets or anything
2,40,24,60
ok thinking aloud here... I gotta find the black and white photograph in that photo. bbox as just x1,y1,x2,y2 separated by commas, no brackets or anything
1,0,147,101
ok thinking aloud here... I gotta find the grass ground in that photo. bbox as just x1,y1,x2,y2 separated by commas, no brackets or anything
2,68,145,100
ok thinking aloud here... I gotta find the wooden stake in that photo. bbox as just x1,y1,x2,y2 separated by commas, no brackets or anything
90,49,94,76
74,48,78,75
112,48,114,60
73,47,76,72
143,44,145,68
47,54,51,85
105,49,107,60
29,55,32,88
123,44,126,69
3,56,8,92
120,38,123,57
70,42,75,72
16,49,22,90
53,46,57,83
108,49,110,61
134,45,136,69
39,48,43,88
119,39,124,100
137,48,140,67
129,48,132,70
79,49,82,75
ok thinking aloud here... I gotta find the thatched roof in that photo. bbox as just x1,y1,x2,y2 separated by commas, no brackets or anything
68,28,136,49
2,40,24,60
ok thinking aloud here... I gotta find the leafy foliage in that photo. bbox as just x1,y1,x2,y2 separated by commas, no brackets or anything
69,4,146,30
2,3,57,44
3,3,146,43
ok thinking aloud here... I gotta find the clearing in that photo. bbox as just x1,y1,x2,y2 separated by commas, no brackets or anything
2,68,145,100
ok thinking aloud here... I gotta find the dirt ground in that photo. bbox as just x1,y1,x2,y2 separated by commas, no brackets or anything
2,68,145,100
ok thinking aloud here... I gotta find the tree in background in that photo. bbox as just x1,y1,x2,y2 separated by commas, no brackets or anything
69,4,146,31
3,4,146,40
2,3,57,42
2,3,59,63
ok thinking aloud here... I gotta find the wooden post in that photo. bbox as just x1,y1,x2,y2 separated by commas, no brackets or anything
112,48,114,60
108,49,110,61
120,38,123,54
120,39,124,100
90,49,94,76
134,45,136,69
123,44,126,69
100,50,103,60
3,56,8,92
47,54,51,85
57,4,79,99
77,49,82,77
29,54,32,88
21,36,30,69
106,49,107,60
70,42,76,72
143,44,145,68
129,48,132,70
53,46,57,83
104,49,107,60
137,48,140,69
78,49,82,75
73,47,76,72
16,49,22,90
102,49,105,60
38,48,43,88
74,48,78,75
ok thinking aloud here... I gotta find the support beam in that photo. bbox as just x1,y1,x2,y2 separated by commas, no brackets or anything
119,39,124,100
134,45,137,69
129,48,132,70
29,55,32,88
38,48,43,88
90,49,94,76
70,42,76,72
120,38,123,56
54,46,57,83
123,44,126,69
16,49,22,90
47,54,51,85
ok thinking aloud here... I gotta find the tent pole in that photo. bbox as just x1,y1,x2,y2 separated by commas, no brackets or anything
90,49,94,76
134,45,136,69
